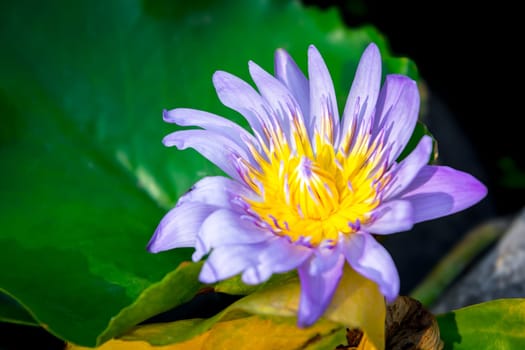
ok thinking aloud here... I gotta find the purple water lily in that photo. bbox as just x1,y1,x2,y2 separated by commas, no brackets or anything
148,43,487,327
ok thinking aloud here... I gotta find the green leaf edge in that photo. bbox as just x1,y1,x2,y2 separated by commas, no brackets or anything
436,298,525,349
96,261,204,345
0,289,38,326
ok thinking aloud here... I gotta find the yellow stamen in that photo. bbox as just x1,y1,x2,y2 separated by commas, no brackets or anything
244,117,387,246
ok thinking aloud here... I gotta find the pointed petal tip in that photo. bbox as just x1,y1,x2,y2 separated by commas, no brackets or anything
248,60,265,77
146,239,159,253
364,42,380,54
296,297,323,328
385,292,398,304
145,226,182,254
274,48,289,69
274,48,294,69
211,70,229,87
357,42,381,69
307,44,321,58
275,47,289,58
469,175,489,203
401,166,489,223
162,108,192,124
297,315,316,328
247,59,256,69
146,228,164,254
162,108,170,122
161,133,182,148
379,272,400,303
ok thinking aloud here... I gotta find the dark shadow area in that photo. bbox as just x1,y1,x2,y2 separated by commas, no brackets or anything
435,311,461,348
141,291,242,324
0,322,66,350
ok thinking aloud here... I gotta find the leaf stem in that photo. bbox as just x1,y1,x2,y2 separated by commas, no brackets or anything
409,218,510,308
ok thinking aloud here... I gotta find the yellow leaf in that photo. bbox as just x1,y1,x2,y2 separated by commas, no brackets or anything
201,315,342,349
324,265,385,350
357,332,374,350
234,265,385,349
66,335,207,350
67,316,344,350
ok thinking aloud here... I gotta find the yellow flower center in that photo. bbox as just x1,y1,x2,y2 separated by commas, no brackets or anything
241,114,388,246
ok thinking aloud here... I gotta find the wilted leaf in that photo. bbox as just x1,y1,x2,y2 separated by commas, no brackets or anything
385,296,443,350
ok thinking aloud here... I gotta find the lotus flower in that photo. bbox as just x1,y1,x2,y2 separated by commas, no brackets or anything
148,43,487,326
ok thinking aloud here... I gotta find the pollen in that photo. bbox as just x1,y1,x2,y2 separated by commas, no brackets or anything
241,113,389,247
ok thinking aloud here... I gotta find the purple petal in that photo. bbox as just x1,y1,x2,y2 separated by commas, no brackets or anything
212,71,271,139
340,43,382,143
163,129,249,182
274,48,310,121
242,238,312,284
374,75,420,160
297,254,345,327
308,243,343,275
193,209,274,260
343,233,399,302
147,202,216,253
240,264,273,285
249,60,304,138
308,45,339,143
364,200,414,235
399,165,488,223
163,108,258,152
383,135,433,199
178,176,255,209
199,243,266,283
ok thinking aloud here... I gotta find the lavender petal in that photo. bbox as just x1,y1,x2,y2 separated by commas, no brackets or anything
374,74,420,160
308,45,340,142
163,129,249,182
274,48,310,122
297,254,345,327
343,232,399,302
364,199,414,235
147,201,216,253
340,43,382,143
399,165,488,223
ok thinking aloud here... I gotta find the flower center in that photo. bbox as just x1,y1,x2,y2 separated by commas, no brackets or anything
241,117,388,247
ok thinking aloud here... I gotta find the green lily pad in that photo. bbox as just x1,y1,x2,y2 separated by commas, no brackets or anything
437,298,525,349
0,0,418,346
